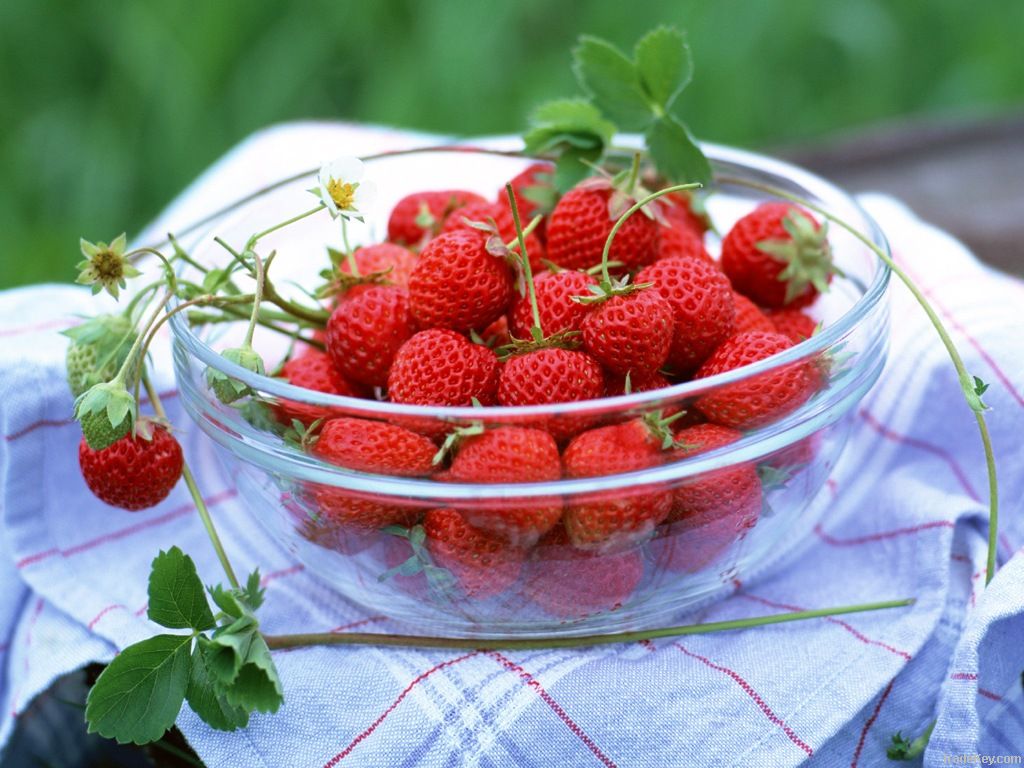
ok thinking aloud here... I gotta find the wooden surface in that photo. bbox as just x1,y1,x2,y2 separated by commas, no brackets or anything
778,112,1024,275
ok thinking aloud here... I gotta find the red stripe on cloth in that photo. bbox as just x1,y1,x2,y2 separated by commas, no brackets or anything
330,616,386,633
260,563,304,586
488,651,618,768
674,644,813,757
897,256,1024,408
950,553,972,564
322,652,479,767
979,688,1002,702
949,673,1002,702
851,678,895,768
4,390,179,443
0,317,76,339
739,594,912,661
88,604,127,630
16,488,237,569
814,519,954,548
859,409,981,501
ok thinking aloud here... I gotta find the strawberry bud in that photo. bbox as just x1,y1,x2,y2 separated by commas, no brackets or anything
206,346,265,404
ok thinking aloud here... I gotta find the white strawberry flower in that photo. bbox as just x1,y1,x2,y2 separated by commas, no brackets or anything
314,156,376,220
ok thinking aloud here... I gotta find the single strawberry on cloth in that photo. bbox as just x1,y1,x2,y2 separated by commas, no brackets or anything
1,123,1022,767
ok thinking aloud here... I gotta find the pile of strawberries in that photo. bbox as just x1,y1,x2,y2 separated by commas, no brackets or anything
273,161,835,616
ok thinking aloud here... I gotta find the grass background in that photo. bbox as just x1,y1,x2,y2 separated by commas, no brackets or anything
1,0,1021,289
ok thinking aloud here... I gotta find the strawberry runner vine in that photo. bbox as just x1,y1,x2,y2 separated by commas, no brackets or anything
63,25,995,757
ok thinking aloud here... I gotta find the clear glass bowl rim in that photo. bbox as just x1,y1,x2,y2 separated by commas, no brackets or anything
169,140,891,499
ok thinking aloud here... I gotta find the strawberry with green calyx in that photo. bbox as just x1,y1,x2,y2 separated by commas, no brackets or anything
721,202,841,309
271,349,366,427
79,418,184,511
495,185,605,422
338,243,417,291
499,161,557,225
569,179,701,377
314,247,398,303
387,329,501,408
75,379,139,450
76,233,142,298
64,313,139,397
508,270,595,340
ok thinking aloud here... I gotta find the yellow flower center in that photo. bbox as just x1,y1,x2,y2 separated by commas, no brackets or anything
93,248,124,281
326,178,358,211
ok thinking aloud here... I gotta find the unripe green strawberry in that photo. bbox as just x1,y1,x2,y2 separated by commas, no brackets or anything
74,381,137,450
206,345,266,404
63,314,138,397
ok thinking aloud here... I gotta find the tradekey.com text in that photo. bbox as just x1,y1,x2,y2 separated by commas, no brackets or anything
943,755,1022,765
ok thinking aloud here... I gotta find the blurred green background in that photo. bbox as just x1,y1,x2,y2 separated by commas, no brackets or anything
1,0,1021,289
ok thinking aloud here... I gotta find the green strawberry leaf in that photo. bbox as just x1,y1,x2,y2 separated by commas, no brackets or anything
148,547,217,631
523,99,615,192
634,26,692,111
199,621,255,687
85,633,192,745
645,113,712,187
572,36,652,130
208,583,246,619
221,634,283,714
185,645,250,731
242,569,266,611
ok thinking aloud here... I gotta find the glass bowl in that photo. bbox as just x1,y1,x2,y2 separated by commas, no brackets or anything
169,143,890,637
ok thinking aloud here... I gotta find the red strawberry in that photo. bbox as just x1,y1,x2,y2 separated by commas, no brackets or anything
312,417,436,476
272,349,366,427
694,331,818,428
720,202,834,309
580,290,674,376
768,308,818,343
661,190,710,235
440,201,546,272
636,256,735,374
508,270,595,340
423,508,525,598
732,291,777,334
656,224,713,265
562,420,671,550
387,329,501,406
340,243,417,291
478,315,511,348
447,427,562,545
546,183,658,272
326,285,415,387
79,424,183,511
309,417,436,529
497,348,604,441
387,189,487,246
669,424,762,525
498,348,604,406
501,161,556,226
408,230,514,332
523,524,643,617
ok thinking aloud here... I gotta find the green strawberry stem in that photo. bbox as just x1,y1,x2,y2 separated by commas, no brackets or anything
242,251,270,348
247,204,325,246
720,177,1000,586
263,598,913,651
598,182,702,285
504,182,543,336
338,217,361,277
141,373,241,589
214,236,329,326
109,291,174,393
